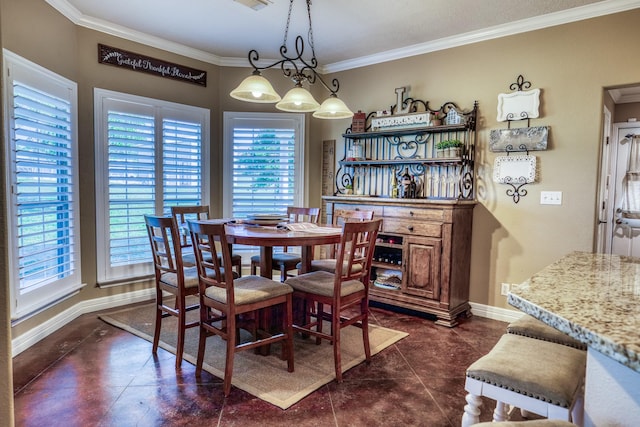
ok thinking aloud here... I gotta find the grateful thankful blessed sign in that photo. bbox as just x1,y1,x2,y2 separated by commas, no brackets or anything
98,44,207,86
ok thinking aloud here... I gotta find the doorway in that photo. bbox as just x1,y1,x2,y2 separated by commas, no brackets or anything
597,86,640,255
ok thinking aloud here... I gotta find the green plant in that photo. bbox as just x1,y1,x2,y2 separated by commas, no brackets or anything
436,139,462,150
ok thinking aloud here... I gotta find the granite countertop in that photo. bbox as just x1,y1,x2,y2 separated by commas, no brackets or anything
508,251,640,373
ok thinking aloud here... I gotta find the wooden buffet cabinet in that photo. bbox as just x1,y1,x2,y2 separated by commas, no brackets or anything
323,197,474,327
322,99,478,327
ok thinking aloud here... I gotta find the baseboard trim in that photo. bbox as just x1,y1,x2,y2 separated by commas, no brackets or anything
11,293,522,357
469,302,523,323
11,288,155,357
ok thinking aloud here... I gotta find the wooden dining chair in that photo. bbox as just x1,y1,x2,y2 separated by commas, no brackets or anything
144,214,200,369
187,219,295,397
250,206,321,282
309,208,375,274
170,205,242,277
284,218,382,382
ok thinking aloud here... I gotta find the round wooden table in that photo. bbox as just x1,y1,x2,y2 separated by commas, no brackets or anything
224,223,342,277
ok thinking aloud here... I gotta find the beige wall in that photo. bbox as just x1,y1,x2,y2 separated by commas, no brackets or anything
4,2,640,417
615,102,640,122
309,10,640,309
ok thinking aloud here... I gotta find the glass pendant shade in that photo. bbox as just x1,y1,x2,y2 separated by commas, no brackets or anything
230,72,281,103
275,86,320,112
313,94,354,119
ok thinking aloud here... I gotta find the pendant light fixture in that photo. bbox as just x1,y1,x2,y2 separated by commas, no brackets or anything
229,0,354,119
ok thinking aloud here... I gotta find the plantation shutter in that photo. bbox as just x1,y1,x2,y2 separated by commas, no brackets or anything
4,50,82,318
162,117,203,209
106,110,156,267
13,82,77,292
231,126,297,218
94,89,209,284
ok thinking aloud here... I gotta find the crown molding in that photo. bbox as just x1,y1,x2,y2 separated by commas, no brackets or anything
323,0,640,73
46,0,640,73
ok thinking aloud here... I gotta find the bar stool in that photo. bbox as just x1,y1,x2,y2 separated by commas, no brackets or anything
507,314,586,350
462,334,586,427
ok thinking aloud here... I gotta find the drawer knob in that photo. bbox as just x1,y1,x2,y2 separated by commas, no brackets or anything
407,226,414,232
409,211,415,216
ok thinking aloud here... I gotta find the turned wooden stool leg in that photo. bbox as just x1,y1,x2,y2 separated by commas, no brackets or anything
461,392,482,427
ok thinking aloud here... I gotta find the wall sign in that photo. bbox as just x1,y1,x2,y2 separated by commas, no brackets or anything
98,44,207,86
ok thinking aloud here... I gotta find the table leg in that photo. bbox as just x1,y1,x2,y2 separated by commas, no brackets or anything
257,246,274,355
258,246,273,278
299,245,313,273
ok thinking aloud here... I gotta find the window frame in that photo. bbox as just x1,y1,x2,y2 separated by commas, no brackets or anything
3,49,83,320
94,88,210,285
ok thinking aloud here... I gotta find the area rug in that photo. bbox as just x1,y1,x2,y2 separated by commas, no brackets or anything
99,300,408,409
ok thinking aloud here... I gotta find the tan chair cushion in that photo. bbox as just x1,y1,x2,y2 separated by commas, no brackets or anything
507,314,586,350
310,259,363,274
160,266,236,289
251,253,301,266
285,270,365,297
204,275,292,306
466,334,586,408
182,251,240,268
472,421,577,427
160,266,200,289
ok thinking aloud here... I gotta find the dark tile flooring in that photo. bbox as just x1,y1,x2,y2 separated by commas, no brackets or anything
13,304,528,426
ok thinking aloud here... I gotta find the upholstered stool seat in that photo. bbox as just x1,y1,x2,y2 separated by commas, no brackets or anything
472,420,577,427
462,334,586,427
507,314,586,350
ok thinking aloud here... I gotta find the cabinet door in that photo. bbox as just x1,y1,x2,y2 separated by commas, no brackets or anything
402,236,441,300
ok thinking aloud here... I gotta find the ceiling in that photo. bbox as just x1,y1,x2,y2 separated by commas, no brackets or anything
48,0,640,74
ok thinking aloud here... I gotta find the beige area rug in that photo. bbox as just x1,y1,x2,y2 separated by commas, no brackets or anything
99,300,408,409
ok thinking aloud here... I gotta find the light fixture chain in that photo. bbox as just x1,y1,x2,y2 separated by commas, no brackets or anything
283,0,294,47
306,0,316,58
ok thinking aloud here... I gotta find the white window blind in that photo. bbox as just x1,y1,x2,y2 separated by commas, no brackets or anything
3,50,82,319
163,116,203,208
95,89,209,284
223,112,304,220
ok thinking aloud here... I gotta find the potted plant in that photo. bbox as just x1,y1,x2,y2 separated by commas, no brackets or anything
446,139,463,157
436,139,463,157
344,183,353,195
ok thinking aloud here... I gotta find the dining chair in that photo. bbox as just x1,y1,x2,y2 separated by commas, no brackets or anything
170,205,242,277
309,208,374,274
284,218,382,382
250,206,321,282
144,214,200,370
187,219,295,397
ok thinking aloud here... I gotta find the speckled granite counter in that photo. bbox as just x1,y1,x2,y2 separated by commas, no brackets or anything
507,251,640,374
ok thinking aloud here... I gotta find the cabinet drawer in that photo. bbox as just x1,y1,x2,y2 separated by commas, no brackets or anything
332,203,384,218
383,206,445,221
382,219,442,237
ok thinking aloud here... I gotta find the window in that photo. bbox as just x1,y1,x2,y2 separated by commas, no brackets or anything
3,50,81,319
94,89,209,284
223,112,305,254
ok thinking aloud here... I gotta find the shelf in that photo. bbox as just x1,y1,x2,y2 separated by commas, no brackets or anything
343,124,471,139
376,242,403,249
372,261,402,270
340,158,463,167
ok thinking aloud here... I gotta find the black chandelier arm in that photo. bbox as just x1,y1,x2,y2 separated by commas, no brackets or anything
246,35,341,95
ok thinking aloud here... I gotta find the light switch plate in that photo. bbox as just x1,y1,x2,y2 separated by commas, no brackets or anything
540,191,562,205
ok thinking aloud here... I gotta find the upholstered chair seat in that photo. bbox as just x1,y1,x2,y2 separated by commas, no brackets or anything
462,334,586,427
506,314,586,350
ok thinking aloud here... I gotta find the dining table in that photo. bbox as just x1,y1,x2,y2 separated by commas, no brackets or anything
224,222,342,278
222,221,343,355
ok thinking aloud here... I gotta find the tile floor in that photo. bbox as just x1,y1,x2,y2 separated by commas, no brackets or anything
13,303,531,426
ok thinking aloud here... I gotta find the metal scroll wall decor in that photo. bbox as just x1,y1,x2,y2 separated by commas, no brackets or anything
490,75,548,203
